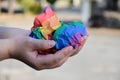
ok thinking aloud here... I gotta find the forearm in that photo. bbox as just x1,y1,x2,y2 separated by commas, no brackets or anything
0,27,31,39
0,39,13,61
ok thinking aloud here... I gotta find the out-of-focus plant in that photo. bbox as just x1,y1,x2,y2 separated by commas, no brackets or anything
17,0,42,14
46,0,57,5
69,0,73,6
46,0,57,10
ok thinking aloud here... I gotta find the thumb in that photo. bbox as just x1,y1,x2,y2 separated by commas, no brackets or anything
30,38,56,50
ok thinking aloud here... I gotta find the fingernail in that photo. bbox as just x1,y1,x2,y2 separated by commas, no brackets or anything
48,40,56,47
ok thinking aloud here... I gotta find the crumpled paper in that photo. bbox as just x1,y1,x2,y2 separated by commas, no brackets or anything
30,6,87,54
53,21,86,50
31,6,60,40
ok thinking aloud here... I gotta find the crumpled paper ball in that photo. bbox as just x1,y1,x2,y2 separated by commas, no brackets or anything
53,21,86,50
30,6,87,54
30,6,60,40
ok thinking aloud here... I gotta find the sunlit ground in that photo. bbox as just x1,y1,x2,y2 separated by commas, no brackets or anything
0,10,120,80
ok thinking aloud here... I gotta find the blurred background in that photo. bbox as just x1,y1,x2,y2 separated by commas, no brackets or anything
0,0,120,80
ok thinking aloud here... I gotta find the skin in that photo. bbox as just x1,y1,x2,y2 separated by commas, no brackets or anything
0,27,88,70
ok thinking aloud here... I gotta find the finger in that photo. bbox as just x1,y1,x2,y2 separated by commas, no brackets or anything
82,36,88,44
85,27,89,36
48,52,71,69
79,35,88,45
46,46,73,69
84,35,88,40
30,38,56,50
46,46,73,68
35,46,73,69
54,46,73,60
70,46,82,56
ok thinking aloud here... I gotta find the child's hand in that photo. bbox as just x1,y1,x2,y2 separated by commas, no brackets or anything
9,37,73,70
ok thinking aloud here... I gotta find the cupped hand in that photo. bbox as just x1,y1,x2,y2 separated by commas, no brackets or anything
9,37,73,70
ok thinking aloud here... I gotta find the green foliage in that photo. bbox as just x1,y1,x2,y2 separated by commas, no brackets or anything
29,3,42,14
17,0,42,14
70,0,73,5
46,0,57,5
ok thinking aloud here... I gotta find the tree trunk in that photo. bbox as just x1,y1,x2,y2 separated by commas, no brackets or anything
8,0,14,14
0,0,1,14
81,0,91,24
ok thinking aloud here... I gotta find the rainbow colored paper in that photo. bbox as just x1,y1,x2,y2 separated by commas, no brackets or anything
31,6,60,40
30,6,87,50
53,21,86,50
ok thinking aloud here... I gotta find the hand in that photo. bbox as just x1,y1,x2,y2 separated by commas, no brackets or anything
0,27,30,39
9,37,74,70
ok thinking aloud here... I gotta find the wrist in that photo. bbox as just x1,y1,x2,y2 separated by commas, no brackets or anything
0,39,13,60
8,29,31,38
7,38,18,59
0,27,31,39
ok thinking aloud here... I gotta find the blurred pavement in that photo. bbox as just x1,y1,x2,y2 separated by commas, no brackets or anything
0,8,120,80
